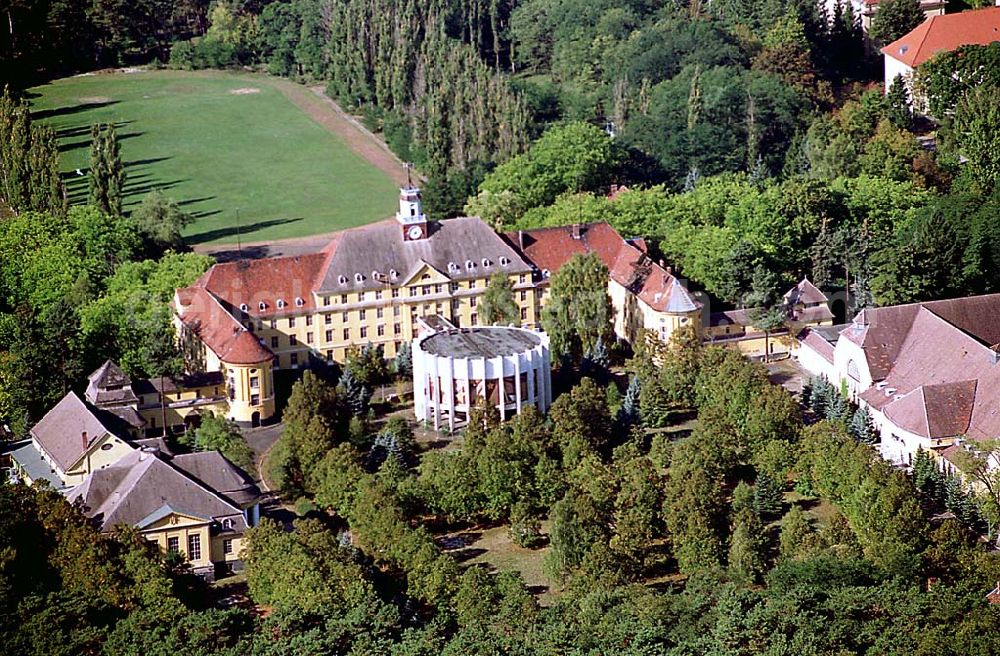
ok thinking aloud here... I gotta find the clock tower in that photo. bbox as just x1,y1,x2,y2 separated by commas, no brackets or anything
397,186,429,241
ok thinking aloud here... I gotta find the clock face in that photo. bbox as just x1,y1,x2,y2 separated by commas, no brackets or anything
407,225,423,240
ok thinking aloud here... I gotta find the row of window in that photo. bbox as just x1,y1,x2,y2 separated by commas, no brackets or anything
166,534,234,559
253,291,538,334
239,274,534,313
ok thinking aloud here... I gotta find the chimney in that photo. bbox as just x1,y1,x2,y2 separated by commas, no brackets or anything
81,431,88,449
518,230,525,251
571,223,582,240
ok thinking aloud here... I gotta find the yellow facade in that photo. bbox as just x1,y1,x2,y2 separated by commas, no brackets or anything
55,433,135,487
241,269,542,369
225,362,275,425
141,511,244,570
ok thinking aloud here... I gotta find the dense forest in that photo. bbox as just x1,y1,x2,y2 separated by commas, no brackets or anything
7,327,1000,654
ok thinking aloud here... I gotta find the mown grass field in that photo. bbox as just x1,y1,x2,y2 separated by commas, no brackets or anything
28,69,398,246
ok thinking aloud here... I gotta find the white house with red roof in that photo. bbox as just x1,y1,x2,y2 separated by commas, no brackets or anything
506,222,702,346
797,293,1000,470
881,7,1000,105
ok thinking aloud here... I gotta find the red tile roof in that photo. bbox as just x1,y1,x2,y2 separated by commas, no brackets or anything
507,222,701,314
880,380,977,439
881,7,1000,68
784,278,828,307
174,287,274,365
195,253,328,319
847,295,1000,443
799,328,836,364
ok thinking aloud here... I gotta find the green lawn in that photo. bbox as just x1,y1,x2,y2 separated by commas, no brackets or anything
28,70,398,245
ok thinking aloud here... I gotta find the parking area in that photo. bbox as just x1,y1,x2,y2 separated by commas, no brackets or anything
765,357,808,399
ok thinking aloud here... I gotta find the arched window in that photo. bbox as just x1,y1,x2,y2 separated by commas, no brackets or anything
239,303,248,312
354,273,364,283
338,275,347,285
258,301,267,311
466,260,475,271
847,359,860,381
482,258,491,268
499,256,509,267
295,297,304,307
276,299,286,309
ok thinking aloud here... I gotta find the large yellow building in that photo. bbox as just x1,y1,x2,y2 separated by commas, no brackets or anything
174,188,704,424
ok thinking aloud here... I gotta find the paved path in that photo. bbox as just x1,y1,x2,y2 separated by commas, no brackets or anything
243,423,284,492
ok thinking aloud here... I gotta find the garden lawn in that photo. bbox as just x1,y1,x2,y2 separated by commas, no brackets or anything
28,69,398,245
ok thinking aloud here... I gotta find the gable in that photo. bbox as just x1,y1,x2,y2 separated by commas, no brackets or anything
401,261,451,287
139,506,213,530
66,433,133,473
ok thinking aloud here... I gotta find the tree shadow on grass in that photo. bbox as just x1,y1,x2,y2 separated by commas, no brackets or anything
58,129,144,153
56,119,135,141
31,100,119,120
185,218,304,246
125,156,172,168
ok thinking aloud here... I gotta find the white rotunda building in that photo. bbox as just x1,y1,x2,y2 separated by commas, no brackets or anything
412,326,552,431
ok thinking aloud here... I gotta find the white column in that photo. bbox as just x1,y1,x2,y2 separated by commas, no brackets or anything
431,355,440,431
495,356,506,421
514,355,523,415
526,351,536,408
445,357,456,433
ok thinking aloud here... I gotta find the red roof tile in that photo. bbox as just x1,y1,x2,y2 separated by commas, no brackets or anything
799,328,836,364
881,380,977,439
507,222,701,314
784,278,828,306
881,7,1000,68
196,253,328,318
174,287,274,365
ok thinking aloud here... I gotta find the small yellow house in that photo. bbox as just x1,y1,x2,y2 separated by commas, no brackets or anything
67,448,261,578
9,391,136,488
703,278,835,357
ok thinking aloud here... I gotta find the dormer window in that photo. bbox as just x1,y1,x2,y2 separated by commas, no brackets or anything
482,258,491,268
259,301,267,311
295,297,304,307
499,256,509,267
222,518,233,530
542,269,550,278
239,303,248,312
466,260,475,271
448,262,459,273
389,269,398,279
276,299,286,309
355,273,364,283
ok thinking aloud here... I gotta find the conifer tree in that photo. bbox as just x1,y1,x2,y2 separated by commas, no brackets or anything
88,123,107,211
617,376,641,429
850,406,877,445
912,447,942,501
885,75,913,131
337,369,372,417
752,472,784,519
0,88,65,215
103,123,125,216
728,508,767,583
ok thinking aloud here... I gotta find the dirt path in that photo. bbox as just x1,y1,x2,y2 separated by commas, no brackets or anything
271,80,413,187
